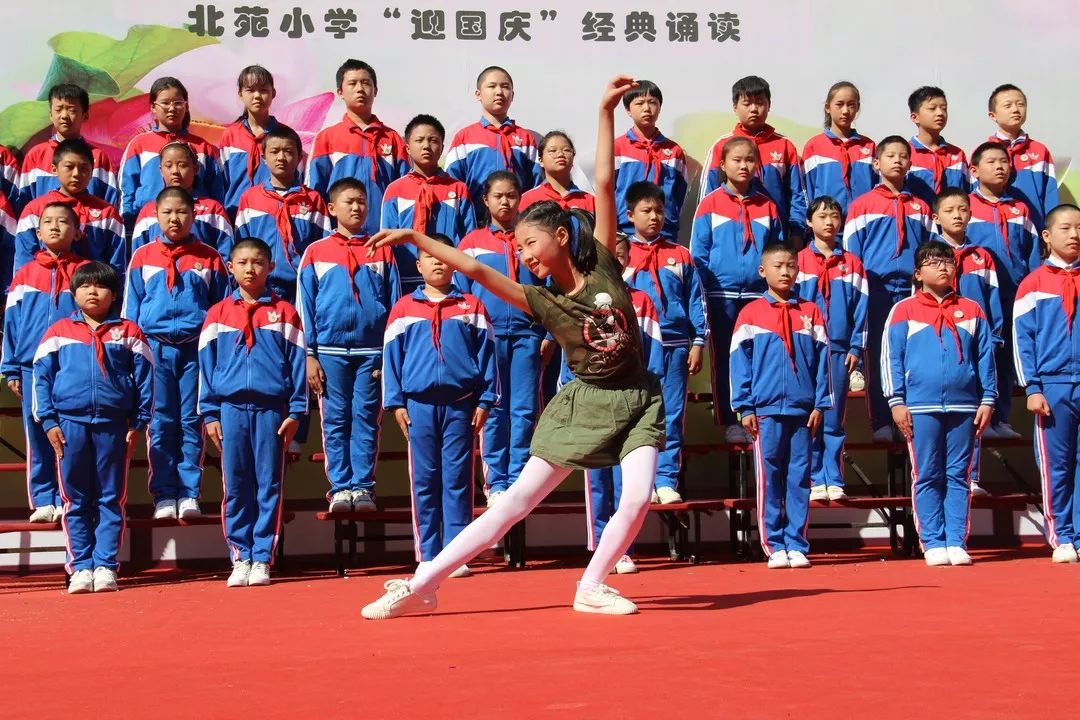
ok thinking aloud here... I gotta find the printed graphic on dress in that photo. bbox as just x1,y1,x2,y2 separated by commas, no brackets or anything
582,292,631,372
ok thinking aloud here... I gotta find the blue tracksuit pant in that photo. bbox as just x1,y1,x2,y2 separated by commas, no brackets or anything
406,396,476,562
56,418,128,573
908,412,976,551
866,287,910,432
585,467,636,555
319,353,382,495
707,297,752,426
21,367,59,508
220,403,287,564
148,339,203,502
811,349,849,488
993,304,1015,425
482,334,540,493
754,415,812,555
1034,383,1080,549
657,345,689,490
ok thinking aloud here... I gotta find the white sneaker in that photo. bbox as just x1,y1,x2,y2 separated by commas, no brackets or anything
650,490,660,504
1052,545,1079,564
227,560,251,587
924,547,950,566
248,561,270,586
810,485,828,502
153,500,177,520
787,550,811,568
448,564,471,579
177,498,201,519
328,490,352,513
29,505,55,523
52,505,65,521
992,422,1022,439
655,487,683,504
970,480,990,498
767,550,790,569
725,424,751,444
92,567,118,592
361,579,438,619
947,546,973,566
573,583,638,615
614,555,638,574
351,489,376,511
872,426,898,443
827,485,847,501
68,569,94,594
486,490,504,509
848,370,866,392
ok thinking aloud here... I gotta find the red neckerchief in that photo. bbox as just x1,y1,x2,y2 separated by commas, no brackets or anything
732,123,776,181
492,227,518,281
771,297,799,372
330,232,367,302
915,290,965,362
156,238,194,291
34,250,81,304
872,185,911,259
409,172,439,233
629,239,667,306
425,294,457,359
972,192,1014,256
951,242,979,292
87,322,113,377
346,115,393,183
237,297,267,349
809,247,844,309
1046,264,1080,331
262,185,311,264
725,187,756,253
629,133,664,184
829,133,853,190
245,126,268,183
483,119,517,169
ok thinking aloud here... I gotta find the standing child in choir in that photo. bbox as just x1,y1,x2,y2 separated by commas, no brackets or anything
456,171,543,504
381,114,476,293
623,181,707,501
308,59,409,236
691,136,784,442
445,66,543,209
986,84,1059,231
1013,204,1080,563
520,131,596,213
730,243,831,568
33,262,154,593
383,234,498,578
796,196,868,502
883,241,996,566
119,77,223,229
614,79,688,239
0,146,18,211
3,203,89,521
200,238,306,587
904,86,969,207
298,178,399,513
0,187,16,301
802,81,876,218
18,84,118,209
843,136,934,441
123,187,229,519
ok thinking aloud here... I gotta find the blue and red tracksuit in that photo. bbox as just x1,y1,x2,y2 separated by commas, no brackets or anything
690,185,784,425
382,286,499,561
842,185,933,430
623,235,709,489
307,114,409,236
218,116,302,218
234,182,331,301
14,190,126,282
988,132,1059,231
32,315,154,573
456,224,544,493
699,123,808,236
883,291,996,551
519,181,596,214
119,127,224,227
380,171,476,292
905,136,969,208
18,135,119,211
445,117,543,209
131,196,234,263
614,129,688,239
795,244,869,489
1013,260,1080,550
0,146,18,211
2,251,88,509
0,192,16,297
123,237,229,503
198,291,307,564
297,233,400,496
801,130,877,217
730,295,832,556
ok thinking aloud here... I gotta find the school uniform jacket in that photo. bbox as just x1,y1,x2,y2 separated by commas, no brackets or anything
131,196,234,262
905,136,969,207
380,170,476,241
795,244,869,355
623,235,709,347
965,189,1040,297
841,185,933,295
218,116,301,217
0,192,16,294
0,146,18,211
989,132,1059,231
801,130,877,216
444,117,543,207
455,225,544,337
1013,260,1080,395
119,127,224,223
18,135,119,209
559,287,664,387
15,190,125,278
519,181,596,214
614,129,688,238
935,235,1004,345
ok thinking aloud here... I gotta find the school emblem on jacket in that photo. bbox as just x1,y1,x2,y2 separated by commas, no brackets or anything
448,191,457,199
110,327,123,341
583,292,631,353
838,262,848,274
89,209,101,219
1011,206,1020,215
800,314,813,332
954,310,964,319
860,147,871,155
267,310,280,323
911,202,920,210
974,254,984,265
1020,154,1028,161
193,262,203,271
512,135,523,146
663,148,673,156
770,150,782,163
667,257,677,266
379,143,393,156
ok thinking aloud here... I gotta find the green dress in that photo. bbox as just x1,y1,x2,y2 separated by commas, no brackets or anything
523,240,665,469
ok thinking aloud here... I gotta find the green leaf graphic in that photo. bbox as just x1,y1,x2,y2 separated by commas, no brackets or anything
36,55,120,100
0,101,51,148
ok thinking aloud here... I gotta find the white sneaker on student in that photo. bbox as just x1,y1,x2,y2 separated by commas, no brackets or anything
992,422,1022,440
1052,544,1079,564
924,547,950,566
787,550,811,568
68,569,94,594
655,487,683,504
153,500,177,520
969,480,991,498
650,490,660,504
351,489,376,511
448,564,471,579
725,424,751,444
177,498,201,519
328,490,352,513
947,546,973,566
92,567,118,592
848,370,866,392
486,490,504,509
827,485,848,501
809,485,828,502
52,505,65,521
573,583,638,615
614,555,638,574
29,505,55,523
227,560,251,587
361,579,438,619
872,426,898,443
247,562,270,586
767,550,790,569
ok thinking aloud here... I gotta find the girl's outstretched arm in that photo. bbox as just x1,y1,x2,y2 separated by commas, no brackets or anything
594,75,638,257
368,229,530,312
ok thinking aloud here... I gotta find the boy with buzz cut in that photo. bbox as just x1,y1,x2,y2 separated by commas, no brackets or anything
730,242,831,569
905,86,969,208
34,262,155,593
445,65,543,209
382,114,477,293
613,79,688,239
18,84,119,210
298,177,400,513
308,59,409,236
699,75,808,239
199,238,307,588
621,180,708,503
383,233,498,578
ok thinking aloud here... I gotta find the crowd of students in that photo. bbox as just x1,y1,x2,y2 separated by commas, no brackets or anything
2,59,1076,603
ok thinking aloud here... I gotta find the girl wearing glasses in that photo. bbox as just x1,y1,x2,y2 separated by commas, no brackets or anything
519,131,595,214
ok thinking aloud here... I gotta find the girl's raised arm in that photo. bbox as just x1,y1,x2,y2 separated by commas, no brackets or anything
594,76,638,257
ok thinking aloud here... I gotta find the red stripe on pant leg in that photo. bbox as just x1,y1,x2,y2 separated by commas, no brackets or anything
1035,416,1060,548
753,433,771,557
907,438,926,553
